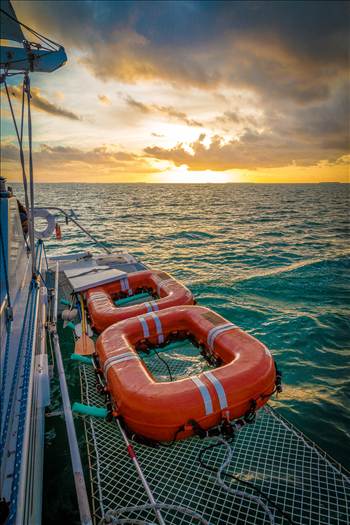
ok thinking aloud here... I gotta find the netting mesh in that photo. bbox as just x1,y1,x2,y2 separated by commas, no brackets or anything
79,355,350,525
139,340,212,382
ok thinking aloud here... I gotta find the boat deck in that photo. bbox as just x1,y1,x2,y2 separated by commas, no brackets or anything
79,355,350,525
51,252,350,525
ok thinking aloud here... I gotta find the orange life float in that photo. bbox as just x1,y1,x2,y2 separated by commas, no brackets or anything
96,305,277,442
86,270,194,333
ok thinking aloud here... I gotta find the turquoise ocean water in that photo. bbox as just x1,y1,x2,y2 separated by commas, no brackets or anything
15,183,350,520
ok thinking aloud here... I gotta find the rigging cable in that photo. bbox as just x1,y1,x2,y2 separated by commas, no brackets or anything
3,78,34,270
0,7,60,49
25,73,36,276
3,78,30,217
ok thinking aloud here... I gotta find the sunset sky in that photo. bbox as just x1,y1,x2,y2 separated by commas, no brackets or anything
1,0,349,183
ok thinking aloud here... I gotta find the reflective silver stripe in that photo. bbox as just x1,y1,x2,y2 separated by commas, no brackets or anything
86,292,105,305
144,301,158,313
156,278,172,296
139,316,150,338
150,312,164,344
204,371,228,410
150,301,159,311
104,351,134,370
120,277,129,291
120,276,132,295
191,377,213,416
104,355,139,375
207,323,234,349
207,323,236,351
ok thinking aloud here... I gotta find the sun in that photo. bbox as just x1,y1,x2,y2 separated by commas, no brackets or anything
153,165,241,183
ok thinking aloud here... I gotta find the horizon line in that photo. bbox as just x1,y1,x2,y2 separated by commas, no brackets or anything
9,181,347,185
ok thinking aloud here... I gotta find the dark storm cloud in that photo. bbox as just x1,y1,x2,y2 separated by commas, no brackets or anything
14,1,349,99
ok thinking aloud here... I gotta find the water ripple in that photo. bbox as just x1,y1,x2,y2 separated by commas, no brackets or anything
14,182,350,469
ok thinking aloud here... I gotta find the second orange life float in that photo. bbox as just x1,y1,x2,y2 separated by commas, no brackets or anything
96,305,277,442
86,269,194,332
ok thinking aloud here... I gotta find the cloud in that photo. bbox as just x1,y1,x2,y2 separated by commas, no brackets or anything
124,95,150,114
144,125,350,171
8,1,350,178
98,94,111,105
14,1,349,104
3,84,82,121
1,143,160,179
124,95,203,126
155,105,203,127
0,143,19,162
34,144,140,166
216,110,259,129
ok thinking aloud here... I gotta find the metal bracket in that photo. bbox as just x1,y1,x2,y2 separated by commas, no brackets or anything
6,305,13,323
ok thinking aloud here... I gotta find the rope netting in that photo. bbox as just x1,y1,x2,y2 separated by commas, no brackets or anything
78,347,350,525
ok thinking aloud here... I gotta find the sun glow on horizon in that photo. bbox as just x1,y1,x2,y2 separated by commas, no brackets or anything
152,165,240,183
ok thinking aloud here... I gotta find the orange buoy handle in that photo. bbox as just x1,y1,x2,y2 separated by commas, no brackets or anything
86,270,194,332
96,305,277,442
55,223,62,240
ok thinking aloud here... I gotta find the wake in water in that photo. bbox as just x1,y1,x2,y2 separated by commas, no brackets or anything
231,250,350,284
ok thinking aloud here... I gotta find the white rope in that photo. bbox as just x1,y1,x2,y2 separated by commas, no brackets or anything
100,503,211,525
206,437,275,525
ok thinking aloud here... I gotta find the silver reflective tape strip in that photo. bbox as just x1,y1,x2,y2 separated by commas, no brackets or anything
139,316,150,338
204,371,228,410
104,351,134,370
207,323,236,350
191,377,213,416
144,302,153,313
103,351,137,369
120,277,128,291
156,278,172,296
120,277,132,295
150,312,164,344
207,323,233,349
150,301,159,311
105,355,139,375
86,292,105,305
